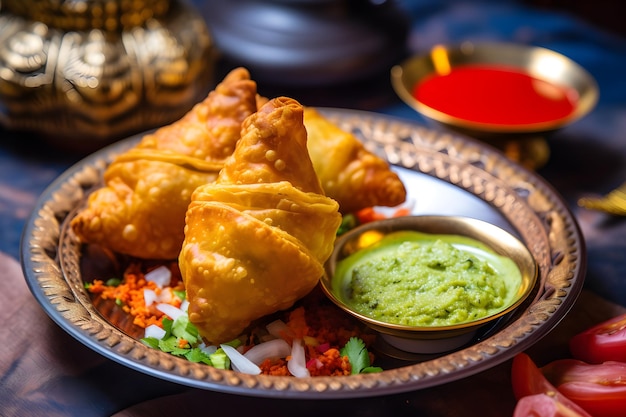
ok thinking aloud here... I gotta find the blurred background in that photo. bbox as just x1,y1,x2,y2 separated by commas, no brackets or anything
0,0,624,151
526,0,625,37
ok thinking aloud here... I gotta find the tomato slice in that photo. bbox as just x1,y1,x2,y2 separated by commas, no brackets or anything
513,393,591,417
542,359,626,417
569,313,626,364
511,353,592,416
512,353,555,399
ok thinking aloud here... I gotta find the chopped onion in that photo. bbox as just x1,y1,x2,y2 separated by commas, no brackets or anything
157,287,173,303
180,299,189,312
199,343,218,355
244,339,291,365
266,319,293,340
221,344,261,375
145,265,171,288
287,339,310,378
144,324,166,340
156,303,184,321
143,288,157,306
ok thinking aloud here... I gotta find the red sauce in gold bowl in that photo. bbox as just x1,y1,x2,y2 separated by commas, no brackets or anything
412,64,579,126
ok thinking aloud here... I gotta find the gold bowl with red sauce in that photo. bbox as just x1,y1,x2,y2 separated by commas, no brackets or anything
391,42,598,168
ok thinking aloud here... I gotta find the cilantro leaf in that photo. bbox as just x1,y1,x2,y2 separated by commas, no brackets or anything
340,337,382,374
361,365,383,373
185,348,213,365
161,317,173,336
157,337,185,354
141,337,160,349
337,213,358,235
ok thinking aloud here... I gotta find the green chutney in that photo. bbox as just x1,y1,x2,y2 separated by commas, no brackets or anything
334,230,521,327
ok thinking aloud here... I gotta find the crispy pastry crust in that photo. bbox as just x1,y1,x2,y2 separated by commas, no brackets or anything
304,107,407,214
179,97,341,344
70,68,258,259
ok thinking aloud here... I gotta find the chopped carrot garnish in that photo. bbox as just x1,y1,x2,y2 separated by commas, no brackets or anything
86,262,184,328
286,306,309,339
355,207,387,224
393,207,411,217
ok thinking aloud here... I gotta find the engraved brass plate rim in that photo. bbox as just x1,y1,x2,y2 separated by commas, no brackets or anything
21,108,586,399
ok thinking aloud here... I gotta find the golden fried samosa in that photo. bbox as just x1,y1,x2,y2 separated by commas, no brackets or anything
179,97,342,344
71,68,258,259
303,107,407,214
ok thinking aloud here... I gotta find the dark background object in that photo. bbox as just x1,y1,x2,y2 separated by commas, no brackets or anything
200,0,410,86
525,0,626,37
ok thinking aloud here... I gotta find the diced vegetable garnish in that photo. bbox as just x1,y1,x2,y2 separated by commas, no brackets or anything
144,324,166,340
156,303,185,321
144,265,172,288
90,260,381,377
287,339,310,378
337,213,358,235
244,339,291,365
221,344,262,375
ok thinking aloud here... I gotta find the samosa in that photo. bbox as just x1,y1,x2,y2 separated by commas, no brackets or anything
71,68,258,259
303,107,407,214
179,97,341,344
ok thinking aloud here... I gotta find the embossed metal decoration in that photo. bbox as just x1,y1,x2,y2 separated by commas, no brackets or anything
0,0,215,150
21,109,586,398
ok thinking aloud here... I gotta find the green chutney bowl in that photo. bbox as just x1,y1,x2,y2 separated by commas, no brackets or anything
321,215,538,354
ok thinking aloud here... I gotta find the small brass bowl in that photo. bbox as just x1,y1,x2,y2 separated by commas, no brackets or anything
321,215,538,354
391,42,598,168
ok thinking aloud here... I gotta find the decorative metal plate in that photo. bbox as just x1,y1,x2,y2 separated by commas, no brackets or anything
21,108,585,399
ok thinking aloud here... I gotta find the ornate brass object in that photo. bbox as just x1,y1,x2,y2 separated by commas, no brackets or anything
579,182,626,216
0,0,215,151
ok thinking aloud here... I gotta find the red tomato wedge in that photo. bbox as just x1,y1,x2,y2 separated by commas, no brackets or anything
541,359,626,417
569,313,626,364
511,353,592,417
513,393,591,417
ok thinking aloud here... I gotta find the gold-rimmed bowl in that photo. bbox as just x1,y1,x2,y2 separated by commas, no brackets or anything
391,42,599,168
322,215,538,354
